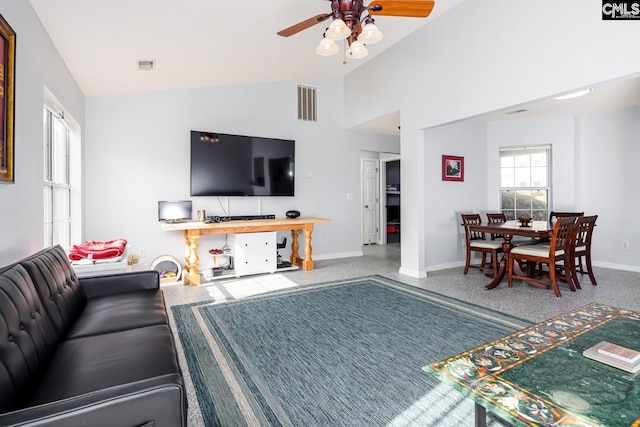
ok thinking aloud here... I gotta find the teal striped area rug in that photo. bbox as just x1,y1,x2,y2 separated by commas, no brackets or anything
172,275,530,426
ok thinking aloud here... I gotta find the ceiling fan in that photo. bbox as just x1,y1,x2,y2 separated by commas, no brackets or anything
277,0,435,59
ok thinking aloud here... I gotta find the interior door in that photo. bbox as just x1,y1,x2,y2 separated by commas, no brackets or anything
362,159,380,244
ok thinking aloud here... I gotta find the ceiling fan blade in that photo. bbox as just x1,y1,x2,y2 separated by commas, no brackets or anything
277,13,332,37
368,0,435,18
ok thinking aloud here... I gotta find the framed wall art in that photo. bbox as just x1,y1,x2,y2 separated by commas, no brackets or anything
0,13,15,183
442,155,464,182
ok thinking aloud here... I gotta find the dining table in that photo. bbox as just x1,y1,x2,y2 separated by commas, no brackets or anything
468,220,554,290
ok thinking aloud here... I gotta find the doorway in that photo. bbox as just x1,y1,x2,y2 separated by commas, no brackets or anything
384,159,400,244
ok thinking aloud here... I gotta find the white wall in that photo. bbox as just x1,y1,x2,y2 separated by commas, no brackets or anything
577,107,640,270
0,2,85,265
84,79,399,270
423,120,487,271
343,0,640,277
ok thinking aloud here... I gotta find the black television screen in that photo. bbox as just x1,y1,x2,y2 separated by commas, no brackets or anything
158,200,192,222
190,131,295,197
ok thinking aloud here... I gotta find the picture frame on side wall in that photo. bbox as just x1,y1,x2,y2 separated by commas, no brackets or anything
442,155,464,182
0,13,15,184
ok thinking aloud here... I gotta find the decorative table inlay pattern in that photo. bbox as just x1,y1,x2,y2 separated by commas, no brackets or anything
424,303,640,427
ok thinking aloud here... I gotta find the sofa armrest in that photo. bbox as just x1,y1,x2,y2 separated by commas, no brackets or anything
0,375,186,427
79,270,160,298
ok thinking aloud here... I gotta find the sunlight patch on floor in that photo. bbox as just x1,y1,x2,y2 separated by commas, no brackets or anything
386,382,471,427
203,273,299,301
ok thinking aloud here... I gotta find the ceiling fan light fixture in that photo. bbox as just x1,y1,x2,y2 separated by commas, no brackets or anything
315,37,340,56
359,23,383,44
346,40,368,59
326,18,350,41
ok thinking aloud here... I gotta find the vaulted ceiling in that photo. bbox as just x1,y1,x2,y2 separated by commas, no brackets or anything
29,0,460,97
29,0,640,134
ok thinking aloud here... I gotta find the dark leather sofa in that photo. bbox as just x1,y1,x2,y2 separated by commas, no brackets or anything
0,245,186,427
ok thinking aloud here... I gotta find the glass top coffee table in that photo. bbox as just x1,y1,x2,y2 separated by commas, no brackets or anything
424,303,640,427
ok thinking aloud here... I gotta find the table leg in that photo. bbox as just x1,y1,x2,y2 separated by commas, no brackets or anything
485,235,513,290
290,229,301,266
289,227,315,270
302,226,314,271
184,230,201,285
475,403,487,427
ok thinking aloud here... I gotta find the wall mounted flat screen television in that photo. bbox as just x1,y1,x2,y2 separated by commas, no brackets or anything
158,200,192,223
190,130,295,197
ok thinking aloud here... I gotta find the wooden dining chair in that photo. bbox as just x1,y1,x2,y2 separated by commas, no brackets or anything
486,212,508,241
461,214,503,277
507,216,577,297
549,211,584,222
573,215,598,286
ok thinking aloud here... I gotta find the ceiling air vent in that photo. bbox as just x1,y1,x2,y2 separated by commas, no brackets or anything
297,84,318,123
137,59,155,71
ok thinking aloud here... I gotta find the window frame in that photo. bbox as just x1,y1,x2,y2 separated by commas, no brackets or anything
43,106,72,248
499,145,552,221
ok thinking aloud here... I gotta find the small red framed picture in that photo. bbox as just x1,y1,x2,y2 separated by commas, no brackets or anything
442,155,464,182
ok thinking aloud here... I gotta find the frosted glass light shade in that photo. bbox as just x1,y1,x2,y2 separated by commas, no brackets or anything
359,23,383,44
346,40,368,59
315,37,339,56
326,19,350,40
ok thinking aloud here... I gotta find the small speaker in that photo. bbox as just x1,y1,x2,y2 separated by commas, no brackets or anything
286,210,300,218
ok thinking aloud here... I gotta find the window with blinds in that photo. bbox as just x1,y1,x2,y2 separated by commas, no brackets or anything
499,145,551,221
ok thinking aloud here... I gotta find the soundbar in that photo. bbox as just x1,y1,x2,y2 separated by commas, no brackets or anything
205,214,276,223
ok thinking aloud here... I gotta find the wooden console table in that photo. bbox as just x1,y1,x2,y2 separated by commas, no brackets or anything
160,217,331,285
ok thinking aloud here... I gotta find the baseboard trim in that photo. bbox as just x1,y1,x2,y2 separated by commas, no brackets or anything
426,261,465,272
313,251,363,261
593,261,640,273
398,266,427,278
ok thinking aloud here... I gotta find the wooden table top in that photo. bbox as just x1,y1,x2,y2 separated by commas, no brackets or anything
160,217,331,232
469,220,554,238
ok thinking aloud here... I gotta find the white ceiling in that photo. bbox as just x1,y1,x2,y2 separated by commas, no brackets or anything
29,0,460,97
29,0,640,134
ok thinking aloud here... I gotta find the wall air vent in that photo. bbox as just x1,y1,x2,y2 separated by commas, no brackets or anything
297,84,318,123
137,59,155,71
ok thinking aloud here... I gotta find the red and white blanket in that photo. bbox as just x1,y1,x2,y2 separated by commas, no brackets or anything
68,239,128,261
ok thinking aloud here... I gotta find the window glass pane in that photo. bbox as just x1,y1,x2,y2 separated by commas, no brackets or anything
44,109,51,180
514,167,530,187
500,169,514,187
52,119,69,185
44,223,53,247
514,190,532,210
54,187,70,219
531,167,547,187
500,153,514,167
530,151,547,166
514,153,530,167
53,219,70,248
43,187,52,223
